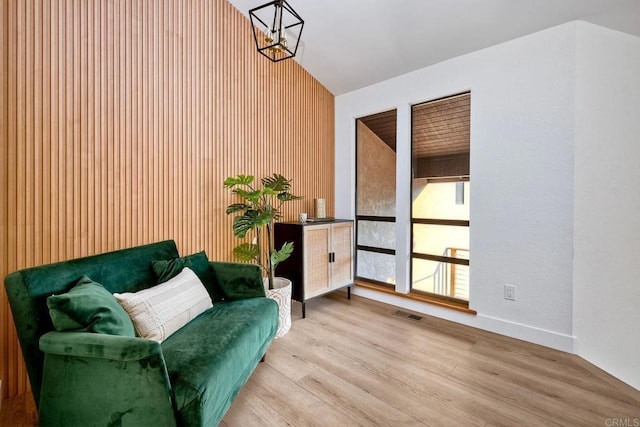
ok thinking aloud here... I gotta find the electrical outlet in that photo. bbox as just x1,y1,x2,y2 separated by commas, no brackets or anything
504,284,516,301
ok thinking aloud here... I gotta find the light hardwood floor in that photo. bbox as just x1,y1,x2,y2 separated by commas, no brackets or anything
2,293,640,426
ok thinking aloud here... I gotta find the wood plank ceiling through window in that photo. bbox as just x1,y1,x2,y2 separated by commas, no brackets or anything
358,93,470,159
359,110,397,152
412,93,470,159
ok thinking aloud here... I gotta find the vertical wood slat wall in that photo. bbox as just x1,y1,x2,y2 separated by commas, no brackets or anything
0,0,335,400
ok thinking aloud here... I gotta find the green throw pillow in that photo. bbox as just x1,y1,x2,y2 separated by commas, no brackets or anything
151,251,223,301
47,276,135,336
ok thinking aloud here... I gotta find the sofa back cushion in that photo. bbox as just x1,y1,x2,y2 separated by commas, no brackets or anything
4,240,179,405
152,251,224,302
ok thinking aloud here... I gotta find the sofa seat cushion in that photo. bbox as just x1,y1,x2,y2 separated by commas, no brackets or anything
161,297,278,426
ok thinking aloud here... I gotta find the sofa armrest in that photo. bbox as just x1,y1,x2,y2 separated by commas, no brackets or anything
209,261,266,300
40,331,161,360
39,332,176,426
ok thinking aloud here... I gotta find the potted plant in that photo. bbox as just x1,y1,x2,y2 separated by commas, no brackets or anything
224,173,302,337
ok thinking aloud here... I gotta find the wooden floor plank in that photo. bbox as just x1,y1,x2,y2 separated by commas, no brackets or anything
297,370,421,426
0,391,37,427
284,300,556,426
221,385,292,427
2,293,639,426
242,363,358,426
465,342,640,418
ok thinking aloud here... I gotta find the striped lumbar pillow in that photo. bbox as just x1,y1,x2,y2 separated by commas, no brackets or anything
115,267,213,342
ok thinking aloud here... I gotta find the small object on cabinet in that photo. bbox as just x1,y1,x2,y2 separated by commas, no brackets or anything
314,198,326,218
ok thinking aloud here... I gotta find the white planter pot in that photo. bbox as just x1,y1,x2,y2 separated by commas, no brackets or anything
264,277,292,338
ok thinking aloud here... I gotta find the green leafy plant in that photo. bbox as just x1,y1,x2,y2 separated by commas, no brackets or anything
224,174,302,289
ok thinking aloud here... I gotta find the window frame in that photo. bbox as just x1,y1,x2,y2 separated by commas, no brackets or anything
410,92,471,304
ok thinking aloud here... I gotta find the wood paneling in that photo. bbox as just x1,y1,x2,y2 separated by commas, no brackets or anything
0,0,334,400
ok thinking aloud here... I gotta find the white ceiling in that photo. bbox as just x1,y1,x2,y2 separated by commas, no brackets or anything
228,0,640,95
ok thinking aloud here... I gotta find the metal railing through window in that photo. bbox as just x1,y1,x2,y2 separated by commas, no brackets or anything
413,247,469,300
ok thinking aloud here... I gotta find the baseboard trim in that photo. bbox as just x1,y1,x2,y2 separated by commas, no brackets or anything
350,286,575,353
473,313,575,353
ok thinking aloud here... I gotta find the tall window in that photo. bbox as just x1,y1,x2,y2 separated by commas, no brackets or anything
411,93,470,303
355,110,397,286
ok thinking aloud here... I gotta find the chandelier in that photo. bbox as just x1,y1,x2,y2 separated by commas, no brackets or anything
249,0,304,62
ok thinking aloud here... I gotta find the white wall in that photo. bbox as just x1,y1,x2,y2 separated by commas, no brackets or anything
336,22,577,351
336,20,640,390
573,23,640,390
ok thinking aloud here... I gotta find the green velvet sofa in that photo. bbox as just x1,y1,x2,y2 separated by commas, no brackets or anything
4,240,279,426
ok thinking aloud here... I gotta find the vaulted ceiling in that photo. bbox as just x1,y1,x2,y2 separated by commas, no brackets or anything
228,0,640,95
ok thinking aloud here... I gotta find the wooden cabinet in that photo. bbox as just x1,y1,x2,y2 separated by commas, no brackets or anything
274,220,354,317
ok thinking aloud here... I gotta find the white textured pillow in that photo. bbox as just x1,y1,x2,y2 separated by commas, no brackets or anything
114,267,213,342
